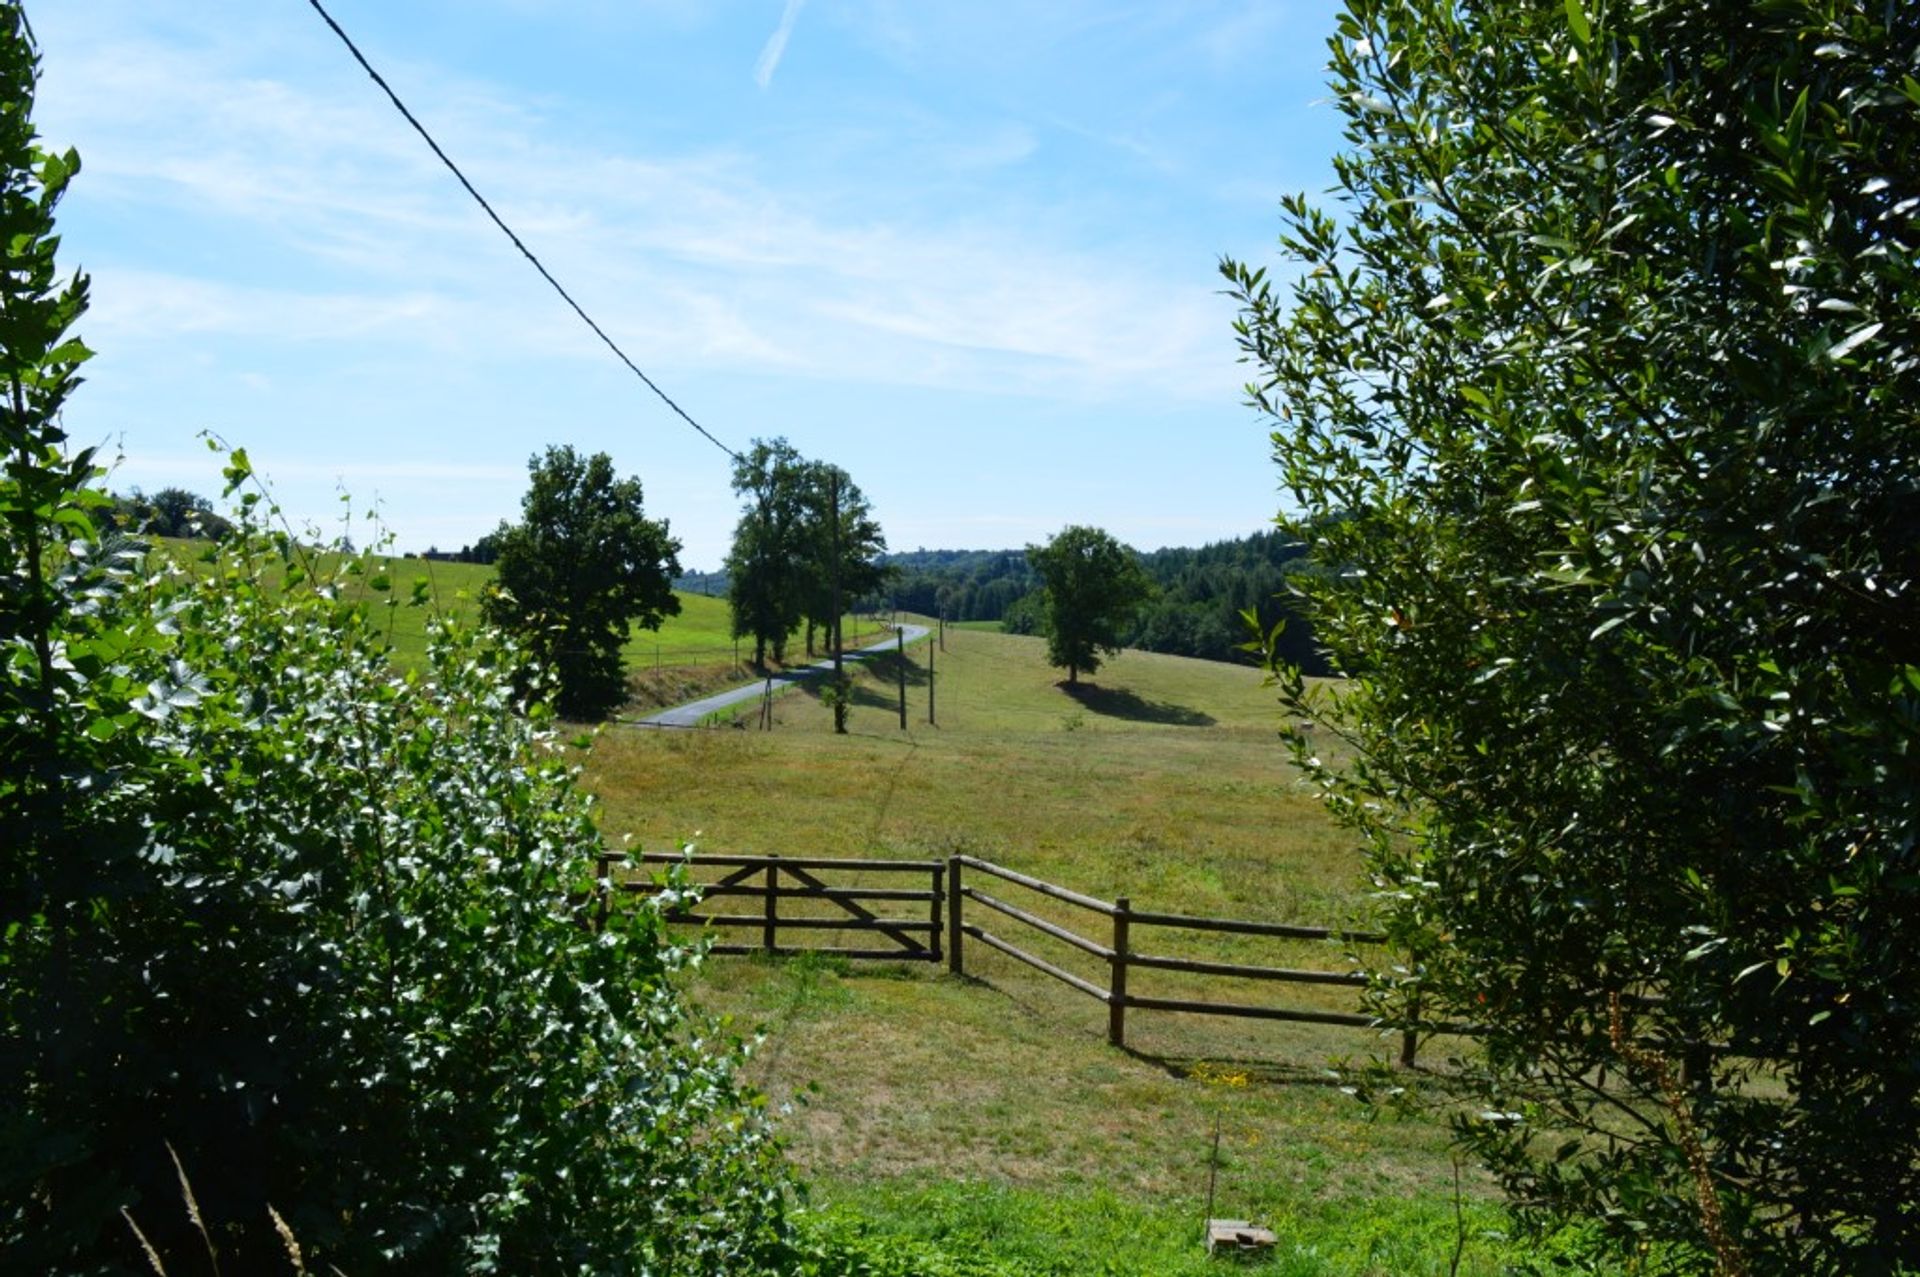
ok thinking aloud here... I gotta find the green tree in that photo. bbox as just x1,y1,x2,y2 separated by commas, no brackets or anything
1025,526,1153,685
1226,0,1918,1270
140,485,230,540
797,461,888,660
0,19,789,1267
724,440,888,671
483,445,681,720
725,438,807,667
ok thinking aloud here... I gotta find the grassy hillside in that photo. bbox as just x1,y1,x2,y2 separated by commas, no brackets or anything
154,538,885,682
579,630,1578,1273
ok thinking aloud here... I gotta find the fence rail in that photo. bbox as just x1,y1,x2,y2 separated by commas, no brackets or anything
604,851,945,963
600,849,1443,1064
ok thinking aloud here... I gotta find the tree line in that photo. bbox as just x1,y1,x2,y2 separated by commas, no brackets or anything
882,529,1330,673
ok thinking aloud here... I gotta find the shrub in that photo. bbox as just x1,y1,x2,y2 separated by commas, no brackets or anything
1,9,789,1268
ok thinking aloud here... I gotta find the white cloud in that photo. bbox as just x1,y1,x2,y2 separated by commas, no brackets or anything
44,8,1259,434
753,0,807,89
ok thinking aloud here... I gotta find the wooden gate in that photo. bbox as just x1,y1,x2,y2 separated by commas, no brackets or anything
604,851,944,962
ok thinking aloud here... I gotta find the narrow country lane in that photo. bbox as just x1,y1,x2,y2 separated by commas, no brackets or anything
627,624,931,727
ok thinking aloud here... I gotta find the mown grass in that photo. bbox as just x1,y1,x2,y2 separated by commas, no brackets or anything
580,630,1610,1272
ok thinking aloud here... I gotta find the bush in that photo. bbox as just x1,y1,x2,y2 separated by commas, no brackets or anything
1,12,789,1268
1227,0,1920,1270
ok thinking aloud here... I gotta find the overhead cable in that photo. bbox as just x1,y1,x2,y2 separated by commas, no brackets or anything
303,0,740,462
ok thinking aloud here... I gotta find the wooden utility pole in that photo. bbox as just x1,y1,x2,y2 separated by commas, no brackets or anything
830,470,846,733
896,626,907,730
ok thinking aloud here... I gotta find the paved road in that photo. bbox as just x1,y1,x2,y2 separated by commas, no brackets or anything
628,624,931,727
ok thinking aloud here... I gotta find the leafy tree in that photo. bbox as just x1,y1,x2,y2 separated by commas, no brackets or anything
145,485,224,539
724,440,888,668
725,438,807,667
483,445,681,720
1025,526,1153,685
1226,0,1919,1270
797,462,888,659
1,21,790,1269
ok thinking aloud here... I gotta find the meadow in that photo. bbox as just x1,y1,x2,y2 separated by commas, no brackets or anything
582,629,1602,1273
160,539,887,704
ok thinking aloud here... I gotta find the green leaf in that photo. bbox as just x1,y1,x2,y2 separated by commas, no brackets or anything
1562,0,1591,45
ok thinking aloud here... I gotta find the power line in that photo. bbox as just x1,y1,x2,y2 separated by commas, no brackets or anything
303,0,740,463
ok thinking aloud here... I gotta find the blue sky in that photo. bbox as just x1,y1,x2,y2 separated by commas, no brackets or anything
34,1,1345,569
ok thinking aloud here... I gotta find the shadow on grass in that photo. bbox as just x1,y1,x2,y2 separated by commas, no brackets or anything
1061,681,1216,728
1120,1048,1354,1089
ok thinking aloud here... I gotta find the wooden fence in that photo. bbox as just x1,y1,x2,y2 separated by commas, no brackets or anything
607,851,944,963
601,850,1432,1063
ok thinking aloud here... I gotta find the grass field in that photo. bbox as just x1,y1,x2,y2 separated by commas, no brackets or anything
157,538,886,697
580,629,1593,1272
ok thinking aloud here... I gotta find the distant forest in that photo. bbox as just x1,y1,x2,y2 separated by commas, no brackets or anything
882,530,1329,673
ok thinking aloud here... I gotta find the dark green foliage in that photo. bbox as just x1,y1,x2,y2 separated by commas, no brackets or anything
105,486,232,541
1127,531,1327,671
882,549,1040,624
795,462,888,658
726,438,810,667
882,534,1326,670
1,21,789,1270
482,445,682,720
423,529,502,564
1227,0,1919,1270
1025,526,1154,685
724,437,888,667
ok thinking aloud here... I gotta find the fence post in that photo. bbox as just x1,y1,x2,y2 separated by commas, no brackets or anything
947,856,964,975
929,862,944,964
764,855,779,954
1109,895,1131,1049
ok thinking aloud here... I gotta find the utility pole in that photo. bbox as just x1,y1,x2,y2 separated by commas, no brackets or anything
896,625,907,730
830,470,846,733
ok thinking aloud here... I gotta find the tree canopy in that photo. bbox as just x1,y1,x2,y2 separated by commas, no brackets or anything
1026,526,1154,685
724,437,887,668
1227,0,1919,1270
482,445,681,720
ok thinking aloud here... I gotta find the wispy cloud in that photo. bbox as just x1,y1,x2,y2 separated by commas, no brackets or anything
46,24,1241,404
753,0,806,89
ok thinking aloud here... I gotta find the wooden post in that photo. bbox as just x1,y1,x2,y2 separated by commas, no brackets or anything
896,626,907,730
830,471,845,735
1109,895,1131,1048
947,856,964,975
764,855,779,954
929,862,945,964
927,625,936,725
